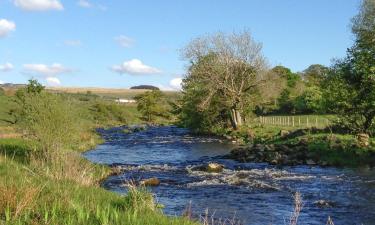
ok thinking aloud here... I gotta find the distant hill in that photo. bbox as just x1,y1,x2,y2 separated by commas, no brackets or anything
0,83,26,89
130,85,159,90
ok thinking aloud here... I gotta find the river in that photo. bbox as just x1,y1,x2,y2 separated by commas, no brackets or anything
84,126,375,225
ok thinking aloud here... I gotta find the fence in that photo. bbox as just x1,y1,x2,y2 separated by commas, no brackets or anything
257,116,330,128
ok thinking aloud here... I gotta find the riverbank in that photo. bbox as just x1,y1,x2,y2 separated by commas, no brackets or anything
222,125,375,167
0,91,196,224
0,133,197,225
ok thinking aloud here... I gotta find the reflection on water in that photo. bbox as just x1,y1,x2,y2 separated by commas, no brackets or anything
84,126,375,225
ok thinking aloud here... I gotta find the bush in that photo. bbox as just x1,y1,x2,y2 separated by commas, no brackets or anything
13,81,81,155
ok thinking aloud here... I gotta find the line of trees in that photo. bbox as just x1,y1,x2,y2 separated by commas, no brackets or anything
177,0,375,135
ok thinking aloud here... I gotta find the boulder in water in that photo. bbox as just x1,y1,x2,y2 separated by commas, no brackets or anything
206,163,224,173
140,177,160,186
314,199,335,208
306,159,317,166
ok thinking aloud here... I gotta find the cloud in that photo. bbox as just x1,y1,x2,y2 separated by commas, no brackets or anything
0,63,14,72
23,63,72,76
169,78,183,90
111,59,161,75
14,0,63,11
23,63,72,85
77,0,107,11
0,80,3,84
114,35,134,48
0,19,16,38
77,0,91,8
46,77,61,85
64,40,82,47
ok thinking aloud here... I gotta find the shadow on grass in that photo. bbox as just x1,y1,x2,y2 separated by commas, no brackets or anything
0,139,33,164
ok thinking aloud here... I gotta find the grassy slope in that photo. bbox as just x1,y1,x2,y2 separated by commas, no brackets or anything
0,139,195,225
230,123,375,167
0,93,196,225
46,87,181,101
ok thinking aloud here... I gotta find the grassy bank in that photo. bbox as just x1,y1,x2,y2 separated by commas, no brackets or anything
0,139,196,225
0,89,196,225
226,122,375,167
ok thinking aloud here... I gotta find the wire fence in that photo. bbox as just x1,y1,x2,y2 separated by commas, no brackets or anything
257,115,331,128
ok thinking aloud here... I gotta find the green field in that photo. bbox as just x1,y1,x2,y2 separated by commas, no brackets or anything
0,89,196,225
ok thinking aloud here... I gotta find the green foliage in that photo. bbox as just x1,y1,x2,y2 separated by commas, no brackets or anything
91,101,131,124
11,80,80,154
324,0,375,134
178,76,229,133
0,87,4,96
271,66,305,114
134,90,169,123
302,64,329,86
294,86,324,113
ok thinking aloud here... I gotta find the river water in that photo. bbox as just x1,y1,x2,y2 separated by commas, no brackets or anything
84,126,375,225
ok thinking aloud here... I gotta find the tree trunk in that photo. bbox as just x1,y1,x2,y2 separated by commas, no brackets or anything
230,108,243,130
235,109,243,127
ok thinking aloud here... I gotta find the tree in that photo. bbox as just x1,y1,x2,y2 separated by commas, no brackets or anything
302,64,329,86
134,90,169,123
181,30,268,130
324,0,375,134
14,80,80,155
271,66,305,114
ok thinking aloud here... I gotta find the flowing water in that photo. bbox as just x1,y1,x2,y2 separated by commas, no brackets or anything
84,126,375,225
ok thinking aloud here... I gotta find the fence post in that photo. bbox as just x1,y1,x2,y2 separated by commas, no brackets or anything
307,117,309,127
292,116,295,127
315,118,318,127
298,117,301,126
287,117,290,126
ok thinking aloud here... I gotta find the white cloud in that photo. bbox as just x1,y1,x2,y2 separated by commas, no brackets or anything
169,78,183,90
114,35,134,48
46,77,61,85
0,80,3,84
0,19,16,38
111,59,161,75
14,0,63,11
0,63,14,72
23,63,72,85
77,0,91,8
23,63,72,76
64,40,82,47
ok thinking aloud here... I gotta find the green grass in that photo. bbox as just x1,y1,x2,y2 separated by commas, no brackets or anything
0,92,197,225
0,95,16,126
0,154,196,225
230,122,375,167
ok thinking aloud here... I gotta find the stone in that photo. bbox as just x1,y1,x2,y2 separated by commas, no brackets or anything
206,163,224,173
357,133,370,147
279,130,290,138
306,159,317,166
265,144,275,152
314,200,335,208
140,177,160,186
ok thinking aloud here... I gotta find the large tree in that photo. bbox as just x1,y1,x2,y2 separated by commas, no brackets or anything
325,0,375,134
181,30,268,130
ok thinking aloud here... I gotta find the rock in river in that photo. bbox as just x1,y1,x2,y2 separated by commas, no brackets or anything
206,163,224,173
314,199,335,208
140,177,160,186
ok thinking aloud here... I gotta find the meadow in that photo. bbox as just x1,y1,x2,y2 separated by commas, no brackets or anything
0,86,196,225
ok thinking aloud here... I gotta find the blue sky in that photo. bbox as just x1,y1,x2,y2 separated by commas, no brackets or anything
0,0,360,89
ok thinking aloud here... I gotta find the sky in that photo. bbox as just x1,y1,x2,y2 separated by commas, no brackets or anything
0,0,360,89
